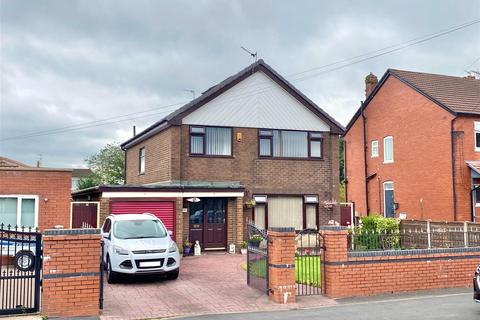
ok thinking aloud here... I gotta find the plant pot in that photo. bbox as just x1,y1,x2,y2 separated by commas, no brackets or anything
184,247,191,255
241,248,247,255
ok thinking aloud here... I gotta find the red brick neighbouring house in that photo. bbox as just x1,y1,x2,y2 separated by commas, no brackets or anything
0,156,72,230
73,59,345,250
344,70,480,222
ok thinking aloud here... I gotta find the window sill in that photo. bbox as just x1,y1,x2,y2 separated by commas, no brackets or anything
258,156,324,161
138,173,145,176
383,161,394,164
371,155,379,158
475,203,480,208
475,148,480,152
189,154,234,159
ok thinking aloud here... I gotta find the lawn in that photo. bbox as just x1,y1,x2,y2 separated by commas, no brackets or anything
243,256,321,287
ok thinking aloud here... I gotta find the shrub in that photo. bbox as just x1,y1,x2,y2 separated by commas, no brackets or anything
354,215,400,250
361,214,399,233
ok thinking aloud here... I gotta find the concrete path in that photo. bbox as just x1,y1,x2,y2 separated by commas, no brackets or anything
101,253,334,320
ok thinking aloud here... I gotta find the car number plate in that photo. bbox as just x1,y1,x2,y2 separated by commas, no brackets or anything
139,261,161,268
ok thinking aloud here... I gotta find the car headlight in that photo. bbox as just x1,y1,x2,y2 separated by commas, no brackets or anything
169,242,178,253
113,245,129,255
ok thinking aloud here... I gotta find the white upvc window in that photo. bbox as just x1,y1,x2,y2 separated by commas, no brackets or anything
383,136,394,163
0,195,39,228
475,122,480,152
371,140,379,158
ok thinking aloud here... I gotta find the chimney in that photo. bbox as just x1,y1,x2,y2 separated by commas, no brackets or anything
36,160,40,168
365,72,378,98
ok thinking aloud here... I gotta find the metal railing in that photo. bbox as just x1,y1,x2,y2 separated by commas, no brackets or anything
349,221,480,251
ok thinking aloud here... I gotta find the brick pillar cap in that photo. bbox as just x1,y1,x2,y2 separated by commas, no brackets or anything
319,226,348,231
44,228,101,236
268,227,295,232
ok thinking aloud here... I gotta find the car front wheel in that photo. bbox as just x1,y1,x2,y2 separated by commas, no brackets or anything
106,257,119,284
14,251,35,272
166,269,179,280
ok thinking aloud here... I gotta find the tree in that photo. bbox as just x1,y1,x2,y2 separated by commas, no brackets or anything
77,143,125,190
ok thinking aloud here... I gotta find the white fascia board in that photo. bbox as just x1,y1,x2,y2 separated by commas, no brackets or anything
102,191,244,198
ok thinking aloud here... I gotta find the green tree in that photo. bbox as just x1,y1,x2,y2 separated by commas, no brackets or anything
77,143,125,190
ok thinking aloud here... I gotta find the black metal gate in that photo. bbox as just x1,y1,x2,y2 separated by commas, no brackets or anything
0,224,42,315
295,229,324,296
246,222,269,294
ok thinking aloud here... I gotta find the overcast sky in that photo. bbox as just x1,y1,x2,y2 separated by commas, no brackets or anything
0,0,479,168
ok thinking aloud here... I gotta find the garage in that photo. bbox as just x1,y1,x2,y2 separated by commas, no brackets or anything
110,201,175,238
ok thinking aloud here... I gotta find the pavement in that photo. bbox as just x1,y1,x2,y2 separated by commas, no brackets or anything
178,287,479,320
100,253,334,320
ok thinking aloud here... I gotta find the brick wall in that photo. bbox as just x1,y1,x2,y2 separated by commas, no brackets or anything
0,169,72,231
345,75,456,220
320,226,478,299
42,229,101,318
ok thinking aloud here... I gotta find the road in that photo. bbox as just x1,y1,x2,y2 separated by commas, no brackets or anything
179,288,480,320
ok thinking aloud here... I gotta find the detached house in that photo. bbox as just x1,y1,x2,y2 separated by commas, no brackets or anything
344,69,480,222
73,60,344,250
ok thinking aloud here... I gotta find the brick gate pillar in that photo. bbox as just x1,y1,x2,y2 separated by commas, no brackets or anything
267,227,296,304
319,226,349,298
42,228,102,318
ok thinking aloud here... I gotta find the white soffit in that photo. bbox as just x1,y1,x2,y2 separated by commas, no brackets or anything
182,71,330,132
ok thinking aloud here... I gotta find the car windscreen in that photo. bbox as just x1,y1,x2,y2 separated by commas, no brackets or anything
113,219,167,239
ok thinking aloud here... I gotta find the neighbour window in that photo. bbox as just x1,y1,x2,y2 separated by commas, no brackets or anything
254,205,266,230
139,147,145,174
383,136,394,163
475,122,480,152
304,195,319,229
0,196,38,228
190,126,232,156
258,129,323,159
371,140,379,158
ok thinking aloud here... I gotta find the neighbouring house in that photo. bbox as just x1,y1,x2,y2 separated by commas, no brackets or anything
344,69,480,222
0,156,72,230
73,59,344,250
71,168,93,191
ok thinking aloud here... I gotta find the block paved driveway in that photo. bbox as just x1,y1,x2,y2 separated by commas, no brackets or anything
101,253,335,319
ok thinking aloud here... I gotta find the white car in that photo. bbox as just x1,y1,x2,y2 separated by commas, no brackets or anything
101,213,180,283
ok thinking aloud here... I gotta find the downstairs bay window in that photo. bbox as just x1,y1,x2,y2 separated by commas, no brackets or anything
252,194,319,230
0,196,38,228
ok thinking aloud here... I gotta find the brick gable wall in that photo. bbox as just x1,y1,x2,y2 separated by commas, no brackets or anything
345,76,456,220
0,169,71,230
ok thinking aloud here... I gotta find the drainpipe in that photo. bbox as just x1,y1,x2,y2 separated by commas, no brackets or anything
451,118,457,221
343,139,348,202
361,101,370,215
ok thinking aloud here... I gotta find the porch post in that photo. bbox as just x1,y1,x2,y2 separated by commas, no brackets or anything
236,197,244,249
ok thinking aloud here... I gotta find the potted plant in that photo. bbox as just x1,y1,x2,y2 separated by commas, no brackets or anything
244,199,256,209
183,240,192,255
240,241,248,255
249,234,263,248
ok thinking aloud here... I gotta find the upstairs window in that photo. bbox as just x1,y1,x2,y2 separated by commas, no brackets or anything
190,126,232,156
258,129,323,159
475,122,480,152
371,140,379,158
384,136,394,163
139,147,145,174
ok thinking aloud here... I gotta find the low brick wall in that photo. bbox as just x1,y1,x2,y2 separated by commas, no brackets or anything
42,228,101,318
320,226,480,299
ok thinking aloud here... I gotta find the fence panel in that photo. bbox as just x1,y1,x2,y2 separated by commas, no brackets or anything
0,225,42,315
246,223,269,294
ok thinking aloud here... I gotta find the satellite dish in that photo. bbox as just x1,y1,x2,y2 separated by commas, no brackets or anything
187,197,201,203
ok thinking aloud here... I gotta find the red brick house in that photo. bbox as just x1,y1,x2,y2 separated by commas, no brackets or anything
0,156,72,230
73,59,344,250
344,69,480,222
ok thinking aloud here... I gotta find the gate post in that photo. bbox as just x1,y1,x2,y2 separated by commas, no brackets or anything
319,226,348,299
267,227,296,304
42,228,102,318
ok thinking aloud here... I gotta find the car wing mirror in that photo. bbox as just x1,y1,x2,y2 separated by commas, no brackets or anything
167,230,173,236
102,232,110,240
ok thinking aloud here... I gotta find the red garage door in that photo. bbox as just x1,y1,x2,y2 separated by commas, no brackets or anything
110,201,175,238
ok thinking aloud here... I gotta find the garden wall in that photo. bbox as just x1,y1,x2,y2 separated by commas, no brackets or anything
320,226,480,299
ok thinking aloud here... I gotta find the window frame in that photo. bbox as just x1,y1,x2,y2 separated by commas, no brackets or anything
139,147,145,174
371,140,379,158
252,194,319,230
257,129,325,160
0,195,39,228
189,125,233,157
475,122,480,152
383,136,394,164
